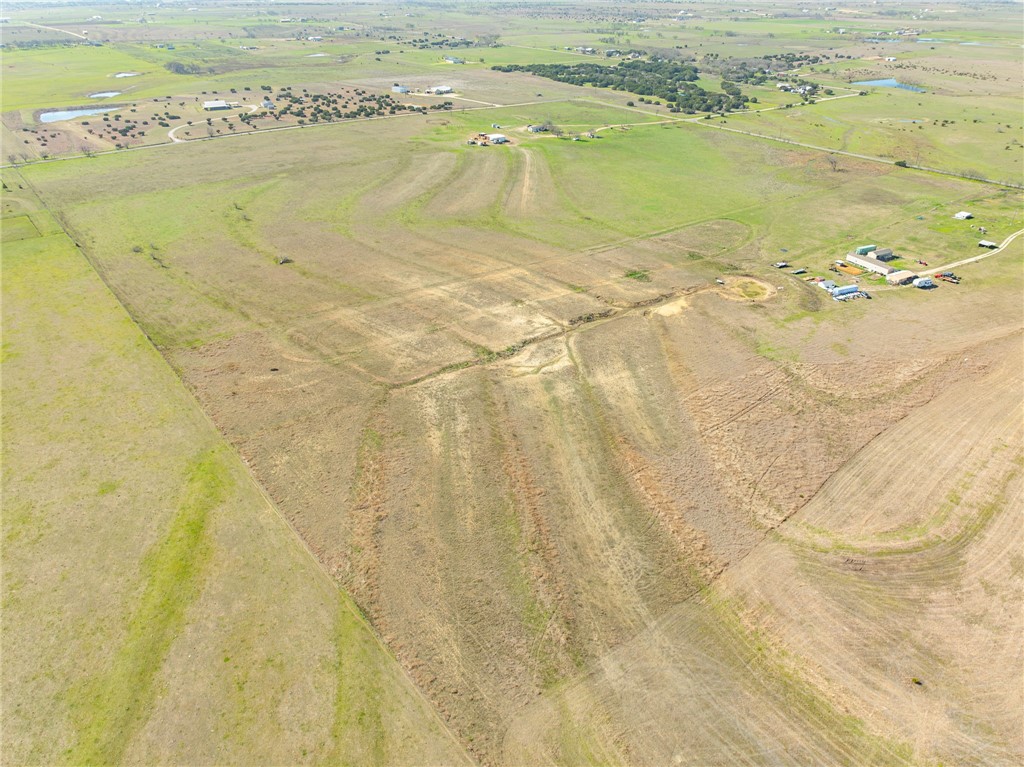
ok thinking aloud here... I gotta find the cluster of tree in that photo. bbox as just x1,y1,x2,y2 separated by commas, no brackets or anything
164,61,208,75
764,52,825,66
390,32,499,50
697,53,823,100
2,40,85,50
77,109,159,146
701,52,822,83
493,59,749,113
494,59,698,92
240,88,451,125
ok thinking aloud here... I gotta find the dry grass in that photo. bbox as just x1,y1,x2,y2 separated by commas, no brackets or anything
4,7,1023,763
0,170,468,766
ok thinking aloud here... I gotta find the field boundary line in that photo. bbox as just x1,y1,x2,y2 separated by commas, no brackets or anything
687,119,1024,190
12,169,477,767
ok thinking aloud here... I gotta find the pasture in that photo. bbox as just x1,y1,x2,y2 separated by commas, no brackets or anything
3,1,1022,765
0,169,467,765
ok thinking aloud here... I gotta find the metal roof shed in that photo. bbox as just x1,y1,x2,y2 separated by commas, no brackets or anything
831,284,859,297
886,270,917,285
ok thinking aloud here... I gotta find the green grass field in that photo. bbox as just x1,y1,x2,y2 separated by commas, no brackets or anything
724,87,1023,184
0,169,467,766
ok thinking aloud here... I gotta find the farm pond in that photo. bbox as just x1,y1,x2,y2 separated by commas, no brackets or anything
40,107,117,123
853,78,926,92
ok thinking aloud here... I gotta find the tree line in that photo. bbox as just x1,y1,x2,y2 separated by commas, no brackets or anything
492,59,749,113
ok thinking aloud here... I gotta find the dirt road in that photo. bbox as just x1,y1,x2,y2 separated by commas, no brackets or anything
922,228,1024,274
19,22,88,39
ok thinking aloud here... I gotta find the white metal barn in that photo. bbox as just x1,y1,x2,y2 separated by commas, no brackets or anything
847,254,896,276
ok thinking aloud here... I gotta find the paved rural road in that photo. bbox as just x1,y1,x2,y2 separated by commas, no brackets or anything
508,44,597,58
688,109,1021,189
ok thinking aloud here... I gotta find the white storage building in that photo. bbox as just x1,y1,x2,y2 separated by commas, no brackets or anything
847,253,896,276
831,284,859,297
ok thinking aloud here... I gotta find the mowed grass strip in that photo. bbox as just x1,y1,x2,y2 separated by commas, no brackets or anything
0,215,40,242
65,447,226,765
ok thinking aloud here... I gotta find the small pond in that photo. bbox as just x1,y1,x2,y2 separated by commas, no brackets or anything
853,78,925,93
88,91,122,98
40,107,117,124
